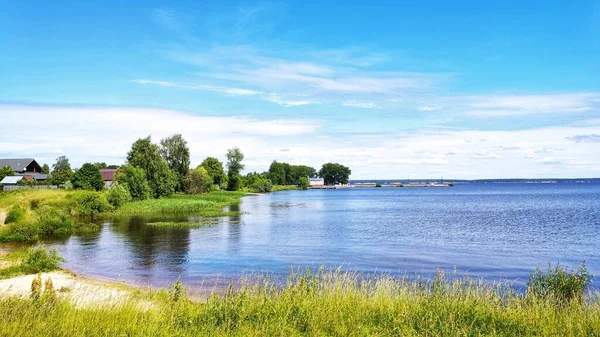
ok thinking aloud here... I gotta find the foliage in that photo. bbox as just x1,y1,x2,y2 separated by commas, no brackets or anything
71,163,104,191
160,134,190,192
267,161,317,185
107,183,132,207
243,172,273,193
0,165,14,182
375,183,382,187
115,165,151,201
41,164,50,174
20,246,64,274
1,269,600,336
5,205,26,224
527,263,593,304
50,156,73,185
319,162,351,185
29,199,40,210
69,191,110,218
298,177,310,190
36,206,73,235
200,157,227,188
185,167,213,195
226,147,244,191
111,191,247,217
127,136,177,198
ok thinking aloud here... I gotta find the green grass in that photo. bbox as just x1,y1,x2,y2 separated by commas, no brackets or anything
0,246,63,279
109,191,247,217
0,268,599,336
0,190,247,242
147,219,223,228
272,185,300,192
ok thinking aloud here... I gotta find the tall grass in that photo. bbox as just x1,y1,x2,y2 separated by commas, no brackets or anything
110,191,247,217
0,268,599,336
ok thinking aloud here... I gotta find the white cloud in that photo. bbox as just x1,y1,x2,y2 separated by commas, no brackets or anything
461,93,600,116
2,104,599,179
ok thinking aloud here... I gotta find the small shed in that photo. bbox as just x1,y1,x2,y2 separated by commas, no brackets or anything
1,176,24,191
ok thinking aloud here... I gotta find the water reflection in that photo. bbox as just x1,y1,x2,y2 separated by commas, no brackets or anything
40,183,600,289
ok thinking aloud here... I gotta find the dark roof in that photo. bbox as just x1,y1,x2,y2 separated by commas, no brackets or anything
100,169,118,181
0,158,36,172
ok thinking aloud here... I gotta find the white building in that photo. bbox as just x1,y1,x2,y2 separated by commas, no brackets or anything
308,177,324,186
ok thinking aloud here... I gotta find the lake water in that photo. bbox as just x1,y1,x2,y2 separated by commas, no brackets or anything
45,183,600,290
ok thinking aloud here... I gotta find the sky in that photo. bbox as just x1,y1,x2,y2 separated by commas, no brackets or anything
1,0,599,179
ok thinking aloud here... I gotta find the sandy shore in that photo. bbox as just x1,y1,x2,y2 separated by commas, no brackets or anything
0,271,153,309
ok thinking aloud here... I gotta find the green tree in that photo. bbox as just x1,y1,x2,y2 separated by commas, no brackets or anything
41,164,50,174
115,165,151,201
71,163,105,191
92,162,107,170
127,136,177,198
0,165,13,182
267,161,287,185
160,134,190,192
50,156,73,185
299,177,310,190
226,147,244,191
319,163,351,185
200,157,227,188
243,172,273,193
185,167,213,194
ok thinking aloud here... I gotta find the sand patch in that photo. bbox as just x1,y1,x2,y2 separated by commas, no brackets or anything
0,271,153,309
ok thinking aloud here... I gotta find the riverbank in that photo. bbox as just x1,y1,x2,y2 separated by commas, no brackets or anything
1,266,599,336
0,189,249,243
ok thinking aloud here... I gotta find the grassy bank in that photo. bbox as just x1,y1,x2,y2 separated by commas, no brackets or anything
0,189,248,243
1,268,599,336
272,185,300,192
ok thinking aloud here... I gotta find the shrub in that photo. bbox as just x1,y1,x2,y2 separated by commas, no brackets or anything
5,205,26,224
71,163,105,191
36,206,72,235
107,183,132,208
20,246,64,274
29,199,40,210
299,177,310,190
115,165,151,201
375,183,382,187
526,263,593,304
70,191,110,218
185,167,213,194
0,221,39,242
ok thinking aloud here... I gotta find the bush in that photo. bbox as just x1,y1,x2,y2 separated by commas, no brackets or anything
299,177,310,190
0,221,39,242
526,263,593,304
36,206,72,235
20,246,64,274
107,183,132,208
246,175,273,193
375,183,382,187
5,205,26,224
70,191,110,218
185,167,213,194
115,165,151,201
29,199,40,210
71,163,105,191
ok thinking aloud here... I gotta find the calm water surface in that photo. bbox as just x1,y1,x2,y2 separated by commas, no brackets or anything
45,183,600,289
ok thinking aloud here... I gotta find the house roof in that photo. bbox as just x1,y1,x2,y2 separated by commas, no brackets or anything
100,169,118,181
1,176,24,184
308,177,323,181
17,173,50,181
0,158,36,172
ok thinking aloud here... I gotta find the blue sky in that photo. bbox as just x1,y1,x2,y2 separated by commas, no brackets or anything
1,0,599,178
